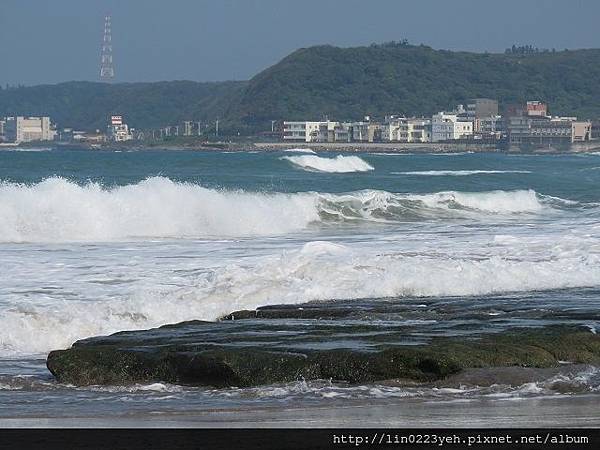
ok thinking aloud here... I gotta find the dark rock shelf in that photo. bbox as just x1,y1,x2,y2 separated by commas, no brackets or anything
47,300,600,387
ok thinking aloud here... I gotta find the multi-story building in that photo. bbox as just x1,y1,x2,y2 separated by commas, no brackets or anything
431,112,473,142
467,98,499,121
525,101,548,117
381,117,405,142
474,115,504,138
465,99,502,138
381,117,431,142
0,119,5,141
349,122,373,142
408,119,432,142
333,123,352,142
572,121,592,142
283,121,340,142
318,121,340,142
508,116,591,146
107,115,133,142
3,116,56,143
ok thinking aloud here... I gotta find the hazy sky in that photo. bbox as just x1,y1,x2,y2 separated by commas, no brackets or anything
1,0,599,86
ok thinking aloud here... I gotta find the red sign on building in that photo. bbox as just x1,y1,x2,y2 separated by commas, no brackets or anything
526,101,547,117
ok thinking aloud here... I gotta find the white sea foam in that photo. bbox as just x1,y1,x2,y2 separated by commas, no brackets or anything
0,177,320,242
318,189,549,221
282,154,374,173
392,170,532,176
0,178,575,243
2,240,600,356
430,151,475,156
0,147,52,152
283,148,316,154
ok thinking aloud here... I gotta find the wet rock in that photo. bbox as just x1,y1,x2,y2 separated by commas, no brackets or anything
47,309,600,388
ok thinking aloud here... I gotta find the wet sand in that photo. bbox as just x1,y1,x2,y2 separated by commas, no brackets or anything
2,394,599,428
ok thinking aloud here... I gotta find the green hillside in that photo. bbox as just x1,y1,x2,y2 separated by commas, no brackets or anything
0,80,246,131
235,43,600,127
2,43,600,134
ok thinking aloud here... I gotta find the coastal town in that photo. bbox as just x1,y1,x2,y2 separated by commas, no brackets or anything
283,99,594,148
0,98,598,151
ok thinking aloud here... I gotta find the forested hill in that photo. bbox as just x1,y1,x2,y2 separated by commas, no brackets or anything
235,43,600,126
2,43,600,133
0,80,246,131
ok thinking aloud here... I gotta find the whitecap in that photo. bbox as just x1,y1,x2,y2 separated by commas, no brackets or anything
282,155,374,173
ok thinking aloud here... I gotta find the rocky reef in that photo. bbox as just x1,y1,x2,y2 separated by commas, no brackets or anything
47,300,600,387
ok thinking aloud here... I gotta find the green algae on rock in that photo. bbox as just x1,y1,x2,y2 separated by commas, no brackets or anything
46,309,600,388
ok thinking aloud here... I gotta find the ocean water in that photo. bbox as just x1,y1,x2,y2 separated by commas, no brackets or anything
1,147,600,426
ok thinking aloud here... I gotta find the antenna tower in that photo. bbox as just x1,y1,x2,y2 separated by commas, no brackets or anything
100,15,114,81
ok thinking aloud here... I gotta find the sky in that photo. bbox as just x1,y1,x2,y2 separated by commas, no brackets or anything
1,0,599,86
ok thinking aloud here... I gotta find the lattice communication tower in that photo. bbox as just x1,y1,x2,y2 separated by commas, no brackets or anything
100,15,114,81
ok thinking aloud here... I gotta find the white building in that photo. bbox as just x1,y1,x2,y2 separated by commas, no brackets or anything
381,117,431,142
431,112,473,142
3,116,56,143
107,115,133,142
283,121,339,142
381,117,405,141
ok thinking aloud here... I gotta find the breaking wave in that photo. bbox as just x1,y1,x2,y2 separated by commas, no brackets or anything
282,154,374,172
2,240,600,356
316,189,552,221
0,177,320,242
0,177,579,242
283,148,316,154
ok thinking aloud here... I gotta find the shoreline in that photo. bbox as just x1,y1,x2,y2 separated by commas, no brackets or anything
8,140,600,154
3,394,599,428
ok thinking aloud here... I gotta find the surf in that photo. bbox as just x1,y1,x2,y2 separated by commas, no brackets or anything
282,154,374,173
2,240,600,356
0,177,583,243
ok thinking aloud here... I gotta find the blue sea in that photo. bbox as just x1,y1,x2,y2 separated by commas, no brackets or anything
1,147,600,426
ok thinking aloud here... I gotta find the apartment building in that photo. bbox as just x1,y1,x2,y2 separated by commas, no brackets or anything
431,112,473,142
283,121,340,142
508,116,591,145
349,122,382,142
474,115,504,138
3,116,56,143
381,117,431,142
467,98,499,121
333,123,352,142
572,121,592,142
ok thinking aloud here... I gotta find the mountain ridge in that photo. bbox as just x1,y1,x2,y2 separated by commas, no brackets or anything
2,44,600,133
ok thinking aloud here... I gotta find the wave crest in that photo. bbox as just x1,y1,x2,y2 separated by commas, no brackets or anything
0,177,320,242
0,177,574,243
282,155,374,173
318,189,549,221
283,148,316,154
